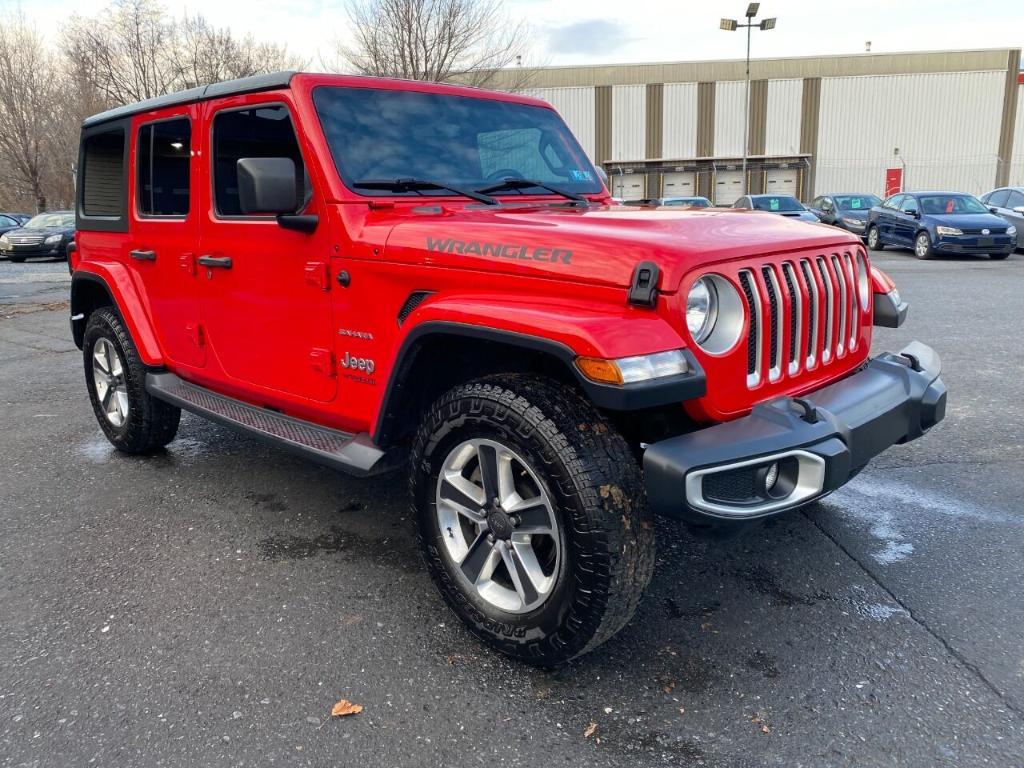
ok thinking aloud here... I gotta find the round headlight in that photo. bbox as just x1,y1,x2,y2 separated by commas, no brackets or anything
687,277,717,343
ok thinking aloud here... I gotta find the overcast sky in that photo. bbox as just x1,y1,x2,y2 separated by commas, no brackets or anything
6,0,1024,69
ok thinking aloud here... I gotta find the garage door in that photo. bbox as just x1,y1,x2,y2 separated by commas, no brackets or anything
610,173,646,199
714,170,744,206
662,172,696,197
764,168,798,198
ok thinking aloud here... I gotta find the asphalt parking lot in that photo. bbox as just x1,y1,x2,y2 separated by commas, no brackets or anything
1,251,1023,768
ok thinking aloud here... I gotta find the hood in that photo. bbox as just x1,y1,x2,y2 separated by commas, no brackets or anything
380,205,859,291
7,226,73,237
924,212,1008,229
838,209,870,222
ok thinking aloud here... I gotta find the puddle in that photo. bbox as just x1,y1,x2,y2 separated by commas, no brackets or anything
75,433,118,464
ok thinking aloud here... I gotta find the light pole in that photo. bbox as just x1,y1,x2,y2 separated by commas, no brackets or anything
720,4,776,197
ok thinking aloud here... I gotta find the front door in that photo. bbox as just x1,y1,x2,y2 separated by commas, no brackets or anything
128,108,205,369
894,196,920,246
198,98,336,403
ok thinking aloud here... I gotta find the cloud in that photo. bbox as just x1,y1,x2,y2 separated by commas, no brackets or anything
546,19,630,56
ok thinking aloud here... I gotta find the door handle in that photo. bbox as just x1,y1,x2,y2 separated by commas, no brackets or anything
197,255,232,269
130,249,156,261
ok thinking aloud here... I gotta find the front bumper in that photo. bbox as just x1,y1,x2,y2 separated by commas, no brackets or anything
933,236,1014,255
0,244,65,259
644,342,946,524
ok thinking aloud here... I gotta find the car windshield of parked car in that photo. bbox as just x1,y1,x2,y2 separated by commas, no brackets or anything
24,213,73,229
312,87,603,197
918,195,989,215
751,196,804,212
663,198,710,207
835,195,880,211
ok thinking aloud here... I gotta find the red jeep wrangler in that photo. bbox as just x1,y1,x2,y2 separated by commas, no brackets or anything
70,72,946,664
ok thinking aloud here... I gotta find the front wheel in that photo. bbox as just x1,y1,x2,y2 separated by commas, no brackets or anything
914,231,934,260
867,226,884,251
410,375,654,665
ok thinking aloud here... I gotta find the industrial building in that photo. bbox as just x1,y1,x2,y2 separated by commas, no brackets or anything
500,48,1024,204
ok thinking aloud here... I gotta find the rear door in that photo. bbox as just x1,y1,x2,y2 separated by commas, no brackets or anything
128,108,204,368
197,96,336,403
877,195,903,242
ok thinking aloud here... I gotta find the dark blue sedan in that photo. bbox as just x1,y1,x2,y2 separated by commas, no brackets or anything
866,192,1016,260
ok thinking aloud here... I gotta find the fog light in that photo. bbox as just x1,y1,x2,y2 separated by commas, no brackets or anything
764,462,780,491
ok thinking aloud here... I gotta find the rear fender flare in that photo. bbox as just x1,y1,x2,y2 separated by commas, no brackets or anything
71,266,163,366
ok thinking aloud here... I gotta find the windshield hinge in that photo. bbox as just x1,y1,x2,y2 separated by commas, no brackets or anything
628,261,661,307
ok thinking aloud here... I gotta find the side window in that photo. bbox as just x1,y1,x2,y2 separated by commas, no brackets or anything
883,195,902,210
987,189,1009,208
0,215,15,227
810,197,822,209
80,127,127,220
899,197,918,213
212,105,307,217
138,118,191,217
1007,190,1024,209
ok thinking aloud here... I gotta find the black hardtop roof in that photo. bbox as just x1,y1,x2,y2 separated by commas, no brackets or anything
82,71,296,128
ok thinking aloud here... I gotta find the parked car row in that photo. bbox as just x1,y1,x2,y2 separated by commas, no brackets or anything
0,211,76,263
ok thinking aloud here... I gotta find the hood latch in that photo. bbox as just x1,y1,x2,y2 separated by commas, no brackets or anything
628,261,661,307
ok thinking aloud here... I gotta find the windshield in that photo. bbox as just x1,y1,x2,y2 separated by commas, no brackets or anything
312,87,602,198
25,213,74,229
918,195,989,215
835,195,880,211
662,197,711,207
751,196,805,212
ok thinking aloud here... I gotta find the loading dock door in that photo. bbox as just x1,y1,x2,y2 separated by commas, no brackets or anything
714,170,744,206
662,172,696,198
764,168,798,198
610,173,645,199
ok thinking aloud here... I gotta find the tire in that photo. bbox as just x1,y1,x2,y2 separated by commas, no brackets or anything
913,231,934,260
9,257,25,263
990,252,1010,260
867,226,884,251
83,306,180,453
410,374,654,665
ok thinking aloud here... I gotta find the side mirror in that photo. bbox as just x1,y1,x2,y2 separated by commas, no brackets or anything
905,208,919,218
237,157,298,215
595,166,610,188
989,206,999,214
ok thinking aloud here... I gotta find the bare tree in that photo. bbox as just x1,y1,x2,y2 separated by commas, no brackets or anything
64,0,305,106
335,0,534,90
0,17,70,212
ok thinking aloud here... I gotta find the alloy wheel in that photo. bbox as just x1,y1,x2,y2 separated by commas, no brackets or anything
92,337,129,428
435,438,560,614
915,234,930,258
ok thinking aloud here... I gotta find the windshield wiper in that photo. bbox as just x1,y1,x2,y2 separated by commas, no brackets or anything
352,178,498,206
476,177,587,205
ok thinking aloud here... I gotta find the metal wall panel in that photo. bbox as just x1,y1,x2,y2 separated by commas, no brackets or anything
816,71,1005,196
526,87,596,160
714,80,746,158
610,85,646,161
662,82,698,159
1010,83,1024,186
765,78,802,156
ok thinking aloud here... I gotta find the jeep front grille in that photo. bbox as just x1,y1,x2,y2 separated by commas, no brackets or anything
739,250,866,389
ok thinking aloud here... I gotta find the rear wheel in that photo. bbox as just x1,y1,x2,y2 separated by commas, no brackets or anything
411,375,654,665
867,226,884,251
914,231,934,260
83,307,180,453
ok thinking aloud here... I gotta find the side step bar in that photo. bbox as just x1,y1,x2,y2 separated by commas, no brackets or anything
145,372,385,476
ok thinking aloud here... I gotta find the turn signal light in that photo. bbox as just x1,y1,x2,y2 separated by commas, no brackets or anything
576,357,624,385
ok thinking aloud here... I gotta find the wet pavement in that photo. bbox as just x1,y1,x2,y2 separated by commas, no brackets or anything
1,251,1022,767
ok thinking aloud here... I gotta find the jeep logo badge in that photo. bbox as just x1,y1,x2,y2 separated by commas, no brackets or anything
342,352,375,375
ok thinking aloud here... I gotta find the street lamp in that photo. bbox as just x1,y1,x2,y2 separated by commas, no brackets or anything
720,3,777,196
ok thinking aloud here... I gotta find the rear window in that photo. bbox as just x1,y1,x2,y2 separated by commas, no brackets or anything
138,119,191,216
80,128,126,218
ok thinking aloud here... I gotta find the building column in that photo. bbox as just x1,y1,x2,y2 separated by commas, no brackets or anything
595,86,613,167
996,49,1021,187
799,77,822,201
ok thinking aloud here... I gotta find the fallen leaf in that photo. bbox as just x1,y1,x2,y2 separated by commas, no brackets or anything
678,707,686,716
583,722,597,738
330,699,363,718
761,725,771,734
